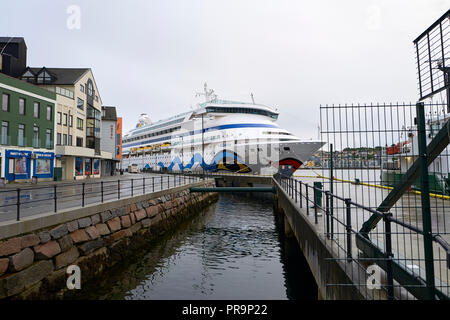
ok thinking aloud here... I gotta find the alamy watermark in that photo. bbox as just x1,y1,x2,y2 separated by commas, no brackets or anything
66,5,81,30
66,265,81,290
366,264,381,290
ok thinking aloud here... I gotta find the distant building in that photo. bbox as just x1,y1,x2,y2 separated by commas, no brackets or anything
0,71,56,182
19,67,112,180
100,106,121,176
0,37,27,78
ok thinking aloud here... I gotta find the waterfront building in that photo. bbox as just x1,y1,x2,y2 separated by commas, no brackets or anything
19,67,112,180
100,106,122,176
0,71,56,182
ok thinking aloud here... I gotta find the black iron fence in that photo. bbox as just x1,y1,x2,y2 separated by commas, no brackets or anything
0,173,202,223
276,173,450,300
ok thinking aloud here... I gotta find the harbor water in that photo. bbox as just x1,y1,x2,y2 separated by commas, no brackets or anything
74,193,318,300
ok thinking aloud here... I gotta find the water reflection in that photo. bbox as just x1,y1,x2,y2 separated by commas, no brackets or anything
76,193,317,300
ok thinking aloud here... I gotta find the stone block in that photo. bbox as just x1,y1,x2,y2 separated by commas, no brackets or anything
77,217,92,228
50,224,68,240
37,232,51,244
54,247,79,269
145,205,160,218
66,220,79,233
135,209,147,221
100,210,113,223
129,212,136,225
128,203,137,212
121,215,131,228
129,222,142,234
0,258,8,275
34,241,61,260
95,223,111,236
9,248,34,272
90,214,101,225
0,237,21,257
70,229,89,244
20,234,40,249
141,218,151,228
78,239,104,256
0,260,54,299
57,235,74,252
85,226,100,240
111,207,126,217
106,217,121,232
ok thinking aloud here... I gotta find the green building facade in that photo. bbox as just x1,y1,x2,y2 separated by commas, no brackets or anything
0,72,56,182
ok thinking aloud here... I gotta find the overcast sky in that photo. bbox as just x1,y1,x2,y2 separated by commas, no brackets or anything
1,0,448,137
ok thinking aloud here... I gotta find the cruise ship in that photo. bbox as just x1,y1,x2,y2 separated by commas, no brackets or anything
121,84,325,176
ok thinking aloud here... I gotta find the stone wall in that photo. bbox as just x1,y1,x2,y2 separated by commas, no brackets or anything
0,181,217,299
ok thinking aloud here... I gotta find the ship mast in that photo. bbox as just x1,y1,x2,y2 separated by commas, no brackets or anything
195,83,217,103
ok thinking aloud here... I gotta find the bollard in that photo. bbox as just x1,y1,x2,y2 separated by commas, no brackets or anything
101,181,104,203
131,179,134,197
143,177,145,194
313,182,323,209
152,177,155,192
118,180,121,199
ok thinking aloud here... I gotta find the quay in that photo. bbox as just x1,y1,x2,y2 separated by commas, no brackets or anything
0,171,449,299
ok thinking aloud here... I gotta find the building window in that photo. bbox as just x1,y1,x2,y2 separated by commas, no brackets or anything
57,133,61,145
55,87,74,99
46,129,52,148
69,115,73,127
57,112,62,124
19,98,25,115
87,82,93,96
77,117,83,130
76,137,83,147
46,105,52,120
18,124,25,146
33,126,39,148
68,134,72,146
63,134,67,146
1,121,8,144
75,157,83,176
63,113,67,126
2,93,9,112
34,102,40,118
77,98,84,110
80,84,84,93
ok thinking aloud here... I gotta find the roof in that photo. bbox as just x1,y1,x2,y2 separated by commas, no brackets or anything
0,37,27,48
102,106,117,121
27,67,89,85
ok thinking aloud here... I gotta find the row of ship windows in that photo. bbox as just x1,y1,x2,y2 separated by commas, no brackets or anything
124,129,293,145
123,126,181,143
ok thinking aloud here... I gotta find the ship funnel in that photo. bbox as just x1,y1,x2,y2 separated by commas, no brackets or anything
138,113,152,126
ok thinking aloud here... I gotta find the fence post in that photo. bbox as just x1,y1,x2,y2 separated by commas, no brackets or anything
168,175,170,189
161,176,163,190
325,191,330,239
300,182,303,208
101,181,104,203
82,183,85,207
16,188,21,221
118,180,120,199
131,179,134,197
306,183,309,216
152,176,155,192
384,212,394,300
345,198,352,262
54,185,57,212
143,177,145,194
416,102,436,300
314,187,318,224
295,180,298,203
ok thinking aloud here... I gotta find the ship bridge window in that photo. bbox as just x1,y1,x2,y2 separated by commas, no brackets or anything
206,107,278,119
262,131,292,135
